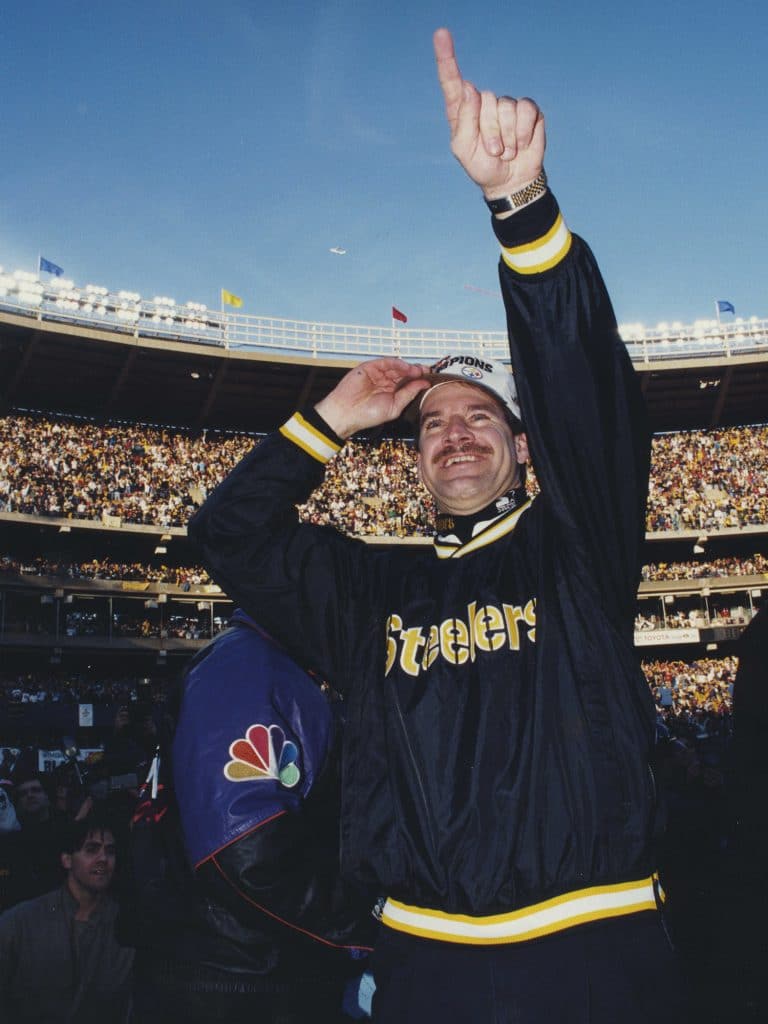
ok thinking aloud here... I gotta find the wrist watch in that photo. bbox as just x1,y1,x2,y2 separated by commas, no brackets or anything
484,170,547,215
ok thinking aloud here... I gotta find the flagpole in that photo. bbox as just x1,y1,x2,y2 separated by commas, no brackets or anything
220,288,228,350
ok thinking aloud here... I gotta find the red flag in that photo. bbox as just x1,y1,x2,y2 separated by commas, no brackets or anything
392,306,407,323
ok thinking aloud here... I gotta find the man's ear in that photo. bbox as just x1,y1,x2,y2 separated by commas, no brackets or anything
514,432,529,464
61,852,72,872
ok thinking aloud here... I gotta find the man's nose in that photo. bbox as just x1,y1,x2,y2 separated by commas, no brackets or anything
444,414,473,441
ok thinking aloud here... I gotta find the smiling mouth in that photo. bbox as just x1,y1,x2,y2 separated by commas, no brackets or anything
444,453,480,466
436,447,491,468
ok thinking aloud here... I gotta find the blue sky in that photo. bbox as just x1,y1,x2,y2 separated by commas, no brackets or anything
2,0,767,333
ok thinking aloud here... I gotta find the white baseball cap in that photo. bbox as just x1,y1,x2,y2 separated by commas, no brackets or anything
415,354,521,424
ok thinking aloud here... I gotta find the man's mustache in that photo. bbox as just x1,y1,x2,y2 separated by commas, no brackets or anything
432,442,494,465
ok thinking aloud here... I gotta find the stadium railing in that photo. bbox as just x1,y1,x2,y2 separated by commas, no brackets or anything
2,275,768,364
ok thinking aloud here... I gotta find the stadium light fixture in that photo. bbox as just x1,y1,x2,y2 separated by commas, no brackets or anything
706,643,718,652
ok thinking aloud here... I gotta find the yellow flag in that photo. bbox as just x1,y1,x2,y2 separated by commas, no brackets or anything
221,288,243,308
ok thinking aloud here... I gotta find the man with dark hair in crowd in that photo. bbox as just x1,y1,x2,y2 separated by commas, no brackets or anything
191,28,688,1023
0,814,133,1023
8,772,65,905
13,773,51,827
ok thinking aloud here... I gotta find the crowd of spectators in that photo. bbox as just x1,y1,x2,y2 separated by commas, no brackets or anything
2,412,768,537
635,602,755,632
0,414,253,527
647,425,768,532
1,672,154,707
641,552,768,581
643,656,737,739
298,436,435,536
3,550,767,588
1,554,211,587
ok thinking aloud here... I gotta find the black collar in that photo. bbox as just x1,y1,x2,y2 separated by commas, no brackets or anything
434,485,529,543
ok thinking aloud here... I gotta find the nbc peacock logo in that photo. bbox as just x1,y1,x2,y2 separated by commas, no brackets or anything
223,723,300,788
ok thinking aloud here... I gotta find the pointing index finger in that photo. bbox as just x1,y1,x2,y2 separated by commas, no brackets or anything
433,27,464,132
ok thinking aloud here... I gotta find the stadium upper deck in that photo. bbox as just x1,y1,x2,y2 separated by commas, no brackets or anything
1,269,767,433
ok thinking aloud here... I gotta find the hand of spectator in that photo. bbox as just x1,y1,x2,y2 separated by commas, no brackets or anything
315,358,430,439
433,28,545,200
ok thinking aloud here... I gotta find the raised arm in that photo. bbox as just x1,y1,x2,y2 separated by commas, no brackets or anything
435,28,650,624
433,27,545,204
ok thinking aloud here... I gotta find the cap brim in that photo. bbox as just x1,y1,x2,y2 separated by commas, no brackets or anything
402,373,510,423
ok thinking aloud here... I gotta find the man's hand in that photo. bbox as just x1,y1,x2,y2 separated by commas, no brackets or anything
434,27,545,200
315,358,430,439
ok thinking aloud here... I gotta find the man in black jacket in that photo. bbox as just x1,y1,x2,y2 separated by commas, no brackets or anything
190,28,688,1023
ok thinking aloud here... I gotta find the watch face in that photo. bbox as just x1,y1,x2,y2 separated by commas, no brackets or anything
487,197,511,214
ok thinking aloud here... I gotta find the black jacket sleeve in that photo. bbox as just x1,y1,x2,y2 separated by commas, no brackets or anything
494,191,651,629
188,408,375,691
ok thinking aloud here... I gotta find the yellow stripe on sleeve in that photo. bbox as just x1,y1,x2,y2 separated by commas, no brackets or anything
500,213,572,275
279,412,341,464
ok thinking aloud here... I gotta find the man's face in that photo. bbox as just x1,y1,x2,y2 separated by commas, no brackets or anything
62,829,117,897
14,779,50,821
417,381,528,515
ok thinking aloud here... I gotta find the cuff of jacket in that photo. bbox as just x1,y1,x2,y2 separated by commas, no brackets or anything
279,407,344,464
492,190,572,276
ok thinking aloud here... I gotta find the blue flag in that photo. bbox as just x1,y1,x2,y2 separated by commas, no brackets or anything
716,300,735,314
39,256,63,276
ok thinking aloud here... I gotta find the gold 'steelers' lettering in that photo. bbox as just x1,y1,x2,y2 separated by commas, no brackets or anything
385,599,536,677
